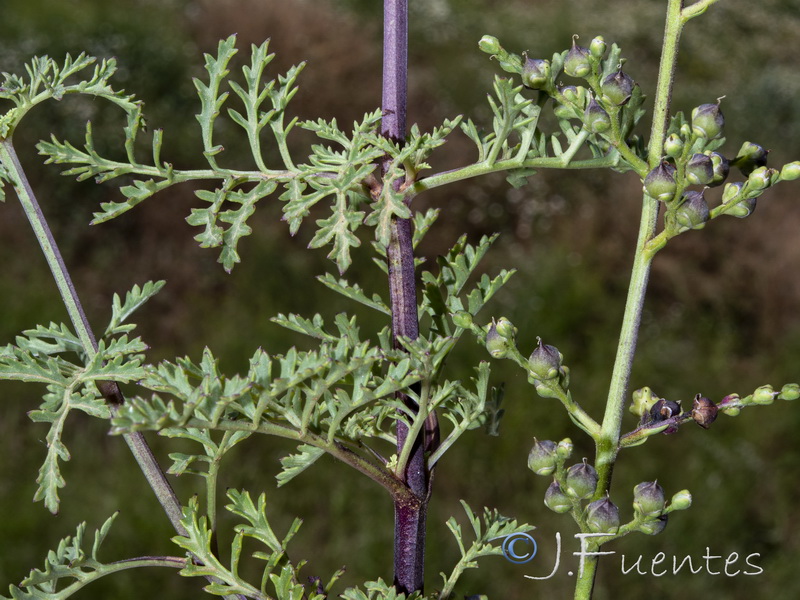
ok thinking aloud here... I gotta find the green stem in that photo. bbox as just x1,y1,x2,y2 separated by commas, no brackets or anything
582,1,688,594
33,556,185,600
0,139,186,534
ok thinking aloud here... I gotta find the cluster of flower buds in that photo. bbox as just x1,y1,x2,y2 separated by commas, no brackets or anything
484,317,516,358
718,383,800,416
632,482,692,536
643,96,800,236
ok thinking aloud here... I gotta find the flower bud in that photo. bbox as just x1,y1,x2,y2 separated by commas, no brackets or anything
664,133,684,158
686,153,714,185
564,41,592,78
544,480,572,514
590,36,607,58
721,181,743,204
747,166,777,191
601,70,634,105
707,152,730,187
643,162,677,202
633,481,666,516
485,322,510,358
752,384,776,406
727,196,757,219
649,398,681,423
557,438,574,460
691,102,724,139
528,439,558,475
691,394,718,429
669,490,692,511
528,338,563,380
779,383,800,401
630,386,661,418
584,97,611,133
451,311,473,329
560,85,580,103
732,141,768,176
640,515,668,536
718,393,741,416
586,497,620,534
675,190,709,232
495,317,515,339
478,35,501,55
522,57,551,90
780,161,800,181
565,459,598,499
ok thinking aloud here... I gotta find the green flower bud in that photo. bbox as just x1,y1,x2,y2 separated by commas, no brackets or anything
586,497,620,534
630,386,661,418
633,481,666,516
752,384,776,406
564,41,592,78
640,515,668,536
675,190,709,232
522,56,551,90
707,152,730,187
584,97,611,133
718,394,741,416
557,438,574,460
664,133,684,158
727,196,757,219
565,459,598,499
691,102,725,139
528,338,563,380
478,35,501,55
485,322,510,358
779,383,800,401
451,311,474,329
643,162,677,202
554,103,574,120
686,153,714,185
691,394,718,429
722,181,743,204
544,480,572,514
669,490,692,511
780,161,800,181
528,439,558,475
589,36,607,59
561,85,580,103
747,166,777,191
601,69,634,105
732,141,768,176
495,317,515,339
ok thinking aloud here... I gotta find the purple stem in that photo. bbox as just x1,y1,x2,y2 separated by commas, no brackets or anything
382,0,430,595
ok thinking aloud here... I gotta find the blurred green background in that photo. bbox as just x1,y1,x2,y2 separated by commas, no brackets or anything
2,1,800,598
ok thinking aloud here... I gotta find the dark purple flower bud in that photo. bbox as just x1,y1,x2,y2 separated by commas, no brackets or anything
649,398,681,423
686,153,714,185
731,141,768,176
564,41,592,78
544,480,572,513
643,162,677,202
691,394,718,429
584,97,611,133
522,56,551,90
601,70,634,105
691,102,724,139
528,439,558,475
565,459,598,499
633,481,666,516
675,190,709,232
586,497,620,533
707,152,730,187
528,338,563,380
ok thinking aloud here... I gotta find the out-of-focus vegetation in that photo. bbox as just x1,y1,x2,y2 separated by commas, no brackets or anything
1,1,800,598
